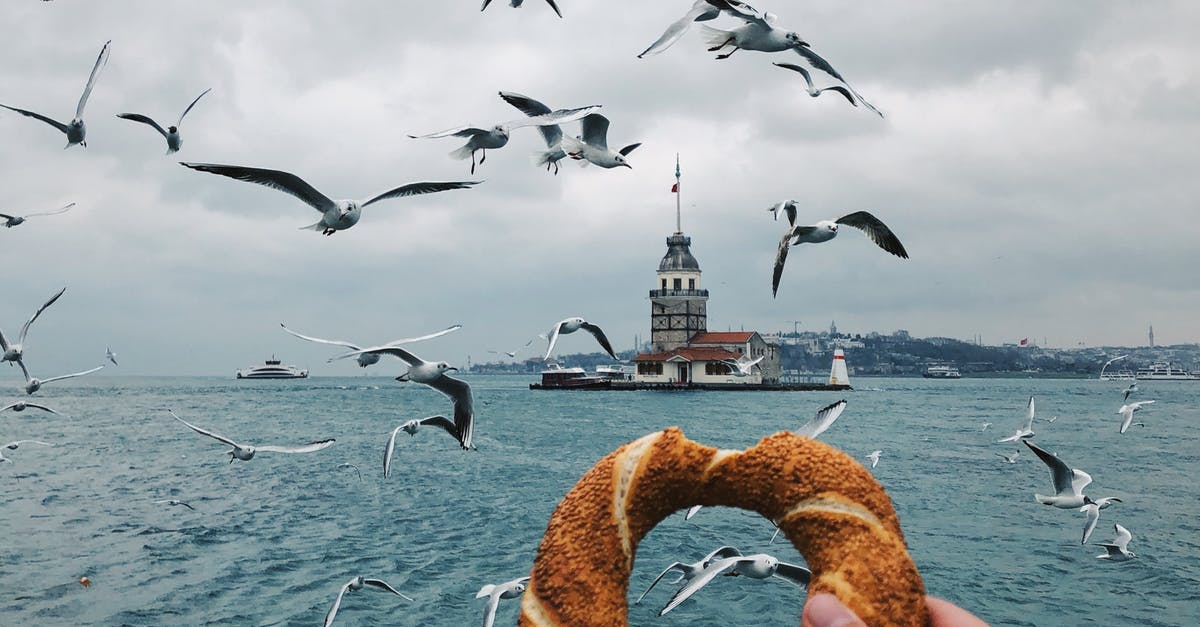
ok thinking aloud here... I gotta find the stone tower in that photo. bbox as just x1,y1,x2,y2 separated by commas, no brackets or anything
650,233,708,352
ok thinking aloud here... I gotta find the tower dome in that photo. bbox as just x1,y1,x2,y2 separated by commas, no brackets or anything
658,234,700,272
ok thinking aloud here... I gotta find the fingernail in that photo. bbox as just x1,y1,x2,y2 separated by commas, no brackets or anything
804,593,865,627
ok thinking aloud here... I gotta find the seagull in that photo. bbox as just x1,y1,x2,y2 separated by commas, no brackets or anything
23,365,104,395
0,401,61,415
995,450,1019,464
330,346,474,450
179,162,480,235
1,202,75,228
1024,440,1114,510
497,91,573,174
794,399,847,439
720,355,763,377
772,211,908,297
637,0,762,58
1,287,66,368
488,338,535,359
1116,401,1155,434
281,323,462,367
105,347,118,366
772,63,857,107
324,576,412,627
996,396,1037,443
1045,415,1057,423
155,499,196,511
336,463,362,481
167,410,334,463
636,546,742,604
0,40,110,148
480,0,561,18
116,88,211,154
683,505,704,520
1122,382,1138,402
543,317,617,361
658,553,810,616
767,199,798,226
980,422,992,431
476,576,530,627
0,439,53,464
409,99,599,174
866,450,882,469
559,114,641,169
1095,524,1136,561
384,414,473,477
1080,497,1122,544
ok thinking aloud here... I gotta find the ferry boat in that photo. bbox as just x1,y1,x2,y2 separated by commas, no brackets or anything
236,356,309,379
1135,362,1199,380
529,363,628,389
922,365,962,379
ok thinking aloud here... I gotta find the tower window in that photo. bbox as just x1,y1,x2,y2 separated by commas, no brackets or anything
688,278,695,290
661,278,667,290
673,278,682,290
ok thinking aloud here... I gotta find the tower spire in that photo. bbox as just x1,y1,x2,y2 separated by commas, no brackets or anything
674,154,681,234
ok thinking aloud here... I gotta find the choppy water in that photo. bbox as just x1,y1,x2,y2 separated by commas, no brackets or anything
1,375,1197,626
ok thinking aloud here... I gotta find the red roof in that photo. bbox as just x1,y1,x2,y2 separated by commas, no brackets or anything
689,331,755,344
633,346,742,362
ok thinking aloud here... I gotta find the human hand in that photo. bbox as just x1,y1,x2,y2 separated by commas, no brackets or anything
801,593,988,627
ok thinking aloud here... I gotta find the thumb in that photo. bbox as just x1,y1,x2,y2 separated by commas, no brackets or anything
802,593,868,627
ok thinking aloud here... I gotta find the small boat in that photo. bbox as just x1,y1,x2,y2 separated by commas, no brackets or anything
236,356,308,379
530,363,613,389
1135,362,1199,381
922,365,961,379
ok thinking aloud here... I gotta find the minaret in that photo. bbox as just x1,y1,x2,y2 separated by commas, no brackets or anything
1148,324,1155,347
650,156,708,352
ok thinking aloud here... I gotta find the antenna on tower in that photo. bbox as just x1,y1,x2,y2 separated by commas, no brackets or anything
674,154,682,234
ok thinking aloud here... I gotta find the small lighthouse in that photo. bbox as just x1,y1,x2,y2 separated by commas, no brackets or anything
829,349,850,386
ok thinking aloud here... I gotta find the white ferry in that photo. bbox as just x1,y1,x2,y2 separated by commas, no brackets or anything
236,356,309,379
1135,362,1199,381
922,365,962,379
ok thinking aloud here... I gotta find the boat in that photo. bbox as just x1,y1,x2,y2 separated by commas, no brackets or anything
1134,362,1199,380
529,363,614,389
236,356,309,379
1098,370,1136,381
922,365,962,379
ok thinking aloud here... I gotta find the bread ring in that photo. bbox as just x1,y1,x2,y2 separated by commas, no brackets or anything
519,427,927,626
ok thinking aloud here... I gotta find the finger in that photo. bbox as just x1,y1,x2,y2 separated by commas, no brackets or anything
926,596,989,627
801,593,867,627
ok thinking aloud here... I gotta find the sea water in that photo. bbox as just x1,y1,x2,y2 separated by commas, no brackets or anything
1,375,1197,626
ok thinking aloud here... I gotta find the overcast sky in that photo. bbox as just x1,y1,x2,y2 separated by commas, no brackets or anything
1,1,1197,376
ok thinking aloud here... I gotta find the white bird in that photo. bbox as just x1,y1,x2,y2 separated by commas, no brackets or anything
658,553,810,616
331,346,474,450
1,287,66,368
335,462,362,481
105,347,118,366
488,338,535,359
410,99,599,174
773,62,857,107
1095,524,1136,561
1116,400,1155,434
0,40,110,148
1045,415,1058,423
636,546,742,604
981,422,992,431
1024,440,1113,510
559,114,641,170
281,323,462,367
116,88,211,154
0,439,53,464
498,91,572,174
996,396,1037,443
638,0,762,58
384,414,473,477
772,211,908,297
476,576,530,627
0,400,61,415
720,355,763,377
324,576,412,627
1,202,75,228
767,199,798,226
543,317,617,361
23,365,104,395
794,399,847,439
1080,497,1123,545
866,450,882,469
1122,382,1138,403
155,499,196,511
995,450,1019,464
683,505,704,520
167,410,334,463
480,0,561,18
180,162,479,235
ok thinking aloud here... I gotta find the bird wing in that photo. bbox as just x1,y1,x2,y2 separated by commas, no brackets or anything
1024,396,1036,431
703,545,743,563
480,588,502,627
408,125,491,139
418,415,457,437
427,376,474,449
773,562,812,586
638,0,722,58
176,87,212,126
179,162,337,213
1112,524,1131,551
774,63,857,106
835,211,908,258
578,113,610,149
500,105,602,132
17,359,30,382
580,322,618,359
684,505,703,520
364,578,414,601
39,364,103,384
1133,400,1155,409
329,345,422,367
773,62,817,91
1119,408,1134,434
19,286,66,344
782,201,797,226
360,181,480,208
384,424,404,479
1122,389,1132,402
23,202,76,219
543,0,563,18
256,438,336,454
382,324,464,348
499,91,561,148
771,228,806,298
1081,504,1100,545
1070,469,1093,497
791,45,882,117
618,142,642,157
794,399,847,439
23,402,60,415
543,320,566,360
76,40,111,119
169,410,240,448
280,324,360,350
323,580,353,627
1023,440,1074,494
636,562,688,604
2,440,53,449
116,113,168,138
0,104,70,134
659,557,741,616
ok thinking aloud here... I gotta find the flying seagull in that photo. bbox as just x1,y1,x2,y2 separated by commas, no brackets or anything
410,99,599,173
488,338,535,359
1116,400,1155,434
866,450,882,469
1080,497,1123,545
330,346,474,450
1,287,66,370
637,0,762,58
658,553,810,616
767,199,797,226
384,414,473,477
1122,382,1137,403
995,450,1019,464
636,546,742,604
772,211,907,297
794,399,847,439
335,462,362,481
324,576,412,627
498,91,572,174
0,401,61,415
117,87,211,154
481,0,562,18
1,202,75,228
1095,524,1136,561
996,396,1037,443
23,365,103,395
543,317,617,361
281,323,462,367
0,40,110,148
721,355,763,377
105,347,118,366
773,62,857,107
0,439,53,464
167,410,334,463
1023,440,1117,510
155,499,196,511
179,162,479,235
559,113,641,169
476,576,530,627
